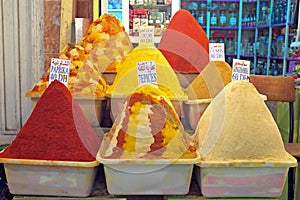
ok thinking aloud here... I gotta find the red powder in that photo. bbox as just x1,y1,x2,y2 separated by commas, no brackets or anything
0,80,101,162
158,9,209,73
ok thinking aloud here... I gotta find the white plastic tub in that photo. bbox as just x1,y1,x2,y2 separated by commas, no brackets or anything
182,99,211,131
0,158,99,197
27,94,105,127
182,94,267,131
97,136,200,195
195,160,297,198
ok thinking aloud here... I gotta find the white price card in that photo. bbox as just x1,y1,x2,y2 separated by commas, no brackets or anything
209,43,225,61
139,26,155,46
137,60,157,85
49,58,71,87
232,58,250,81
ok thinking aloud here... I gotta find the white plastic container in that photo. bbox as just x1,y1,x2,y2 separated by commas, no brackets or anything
182,94,267,131
27,94,105,127
0,158,99,197
195,160,297,198
182,99,211,131
97,136,200,195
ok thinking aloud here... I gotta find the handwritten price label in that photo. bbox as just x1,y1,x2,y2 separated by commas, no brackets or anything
49,58,71,87
232,59,250,81
137,60,157,85
139,26,154,45
209,43,225,61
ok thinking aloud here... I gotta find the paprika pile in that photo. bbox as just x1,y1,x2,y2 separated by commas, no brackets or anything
158,9,209,73
0,80,101,162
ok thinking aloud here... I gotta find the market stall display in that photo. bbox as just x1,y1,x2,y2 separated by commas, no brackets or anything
193,80,297,197
158,9,209,73
0,80,101,197
97,84,199,195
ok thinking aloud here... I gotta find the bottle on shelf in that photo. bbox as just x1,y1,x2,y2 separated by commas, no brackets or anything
197,10,206,26
211,10,218,26
219,10,227,26
210,2,218,26
154,17,162,36
229,11,237,26
226,37,235,54
259,1,269,25
276,35,284,57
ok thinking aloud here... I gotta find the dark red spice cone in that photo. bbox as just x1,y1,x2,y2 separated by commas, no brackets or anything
0,80,101,162
158,9,209,73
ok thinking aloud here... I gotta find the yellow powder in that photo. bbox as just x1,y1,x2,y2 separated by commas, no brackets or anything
106,45,187,101
185,60,232,99
194,80,295,162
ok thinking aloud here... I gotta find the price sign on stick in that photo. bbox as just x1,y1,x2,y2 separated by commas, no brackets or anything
139,26,155,46
209,43,225,61
137,60,157,85
49,58,71,87
232,58,250,81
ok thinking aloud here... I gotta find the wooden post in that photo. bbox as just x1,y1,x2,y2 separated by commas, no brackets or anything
59,0,74,52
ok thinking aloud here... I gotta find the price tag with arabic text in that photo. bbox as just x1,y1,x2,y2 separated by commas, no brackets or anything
137,60,157,85
209,43,225,61
49,58,71,87
232,58,250,81
139,26,154,45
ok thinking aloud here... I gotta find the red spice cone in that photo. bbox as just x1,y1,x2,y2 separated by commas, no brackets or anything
0,80,101,162
158,9,209,73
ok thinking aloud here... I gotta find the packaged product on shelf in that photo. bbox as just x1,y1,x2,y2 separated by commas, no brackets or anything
158,9,209,73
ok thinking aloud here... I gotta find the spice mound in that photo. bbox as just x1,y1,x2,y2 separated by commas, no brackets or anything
26,14,132,97
0,80,101,162
158,9,209,73
102,84,197,159
194,80,295,162
106,45,187,101
185,60,232,99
